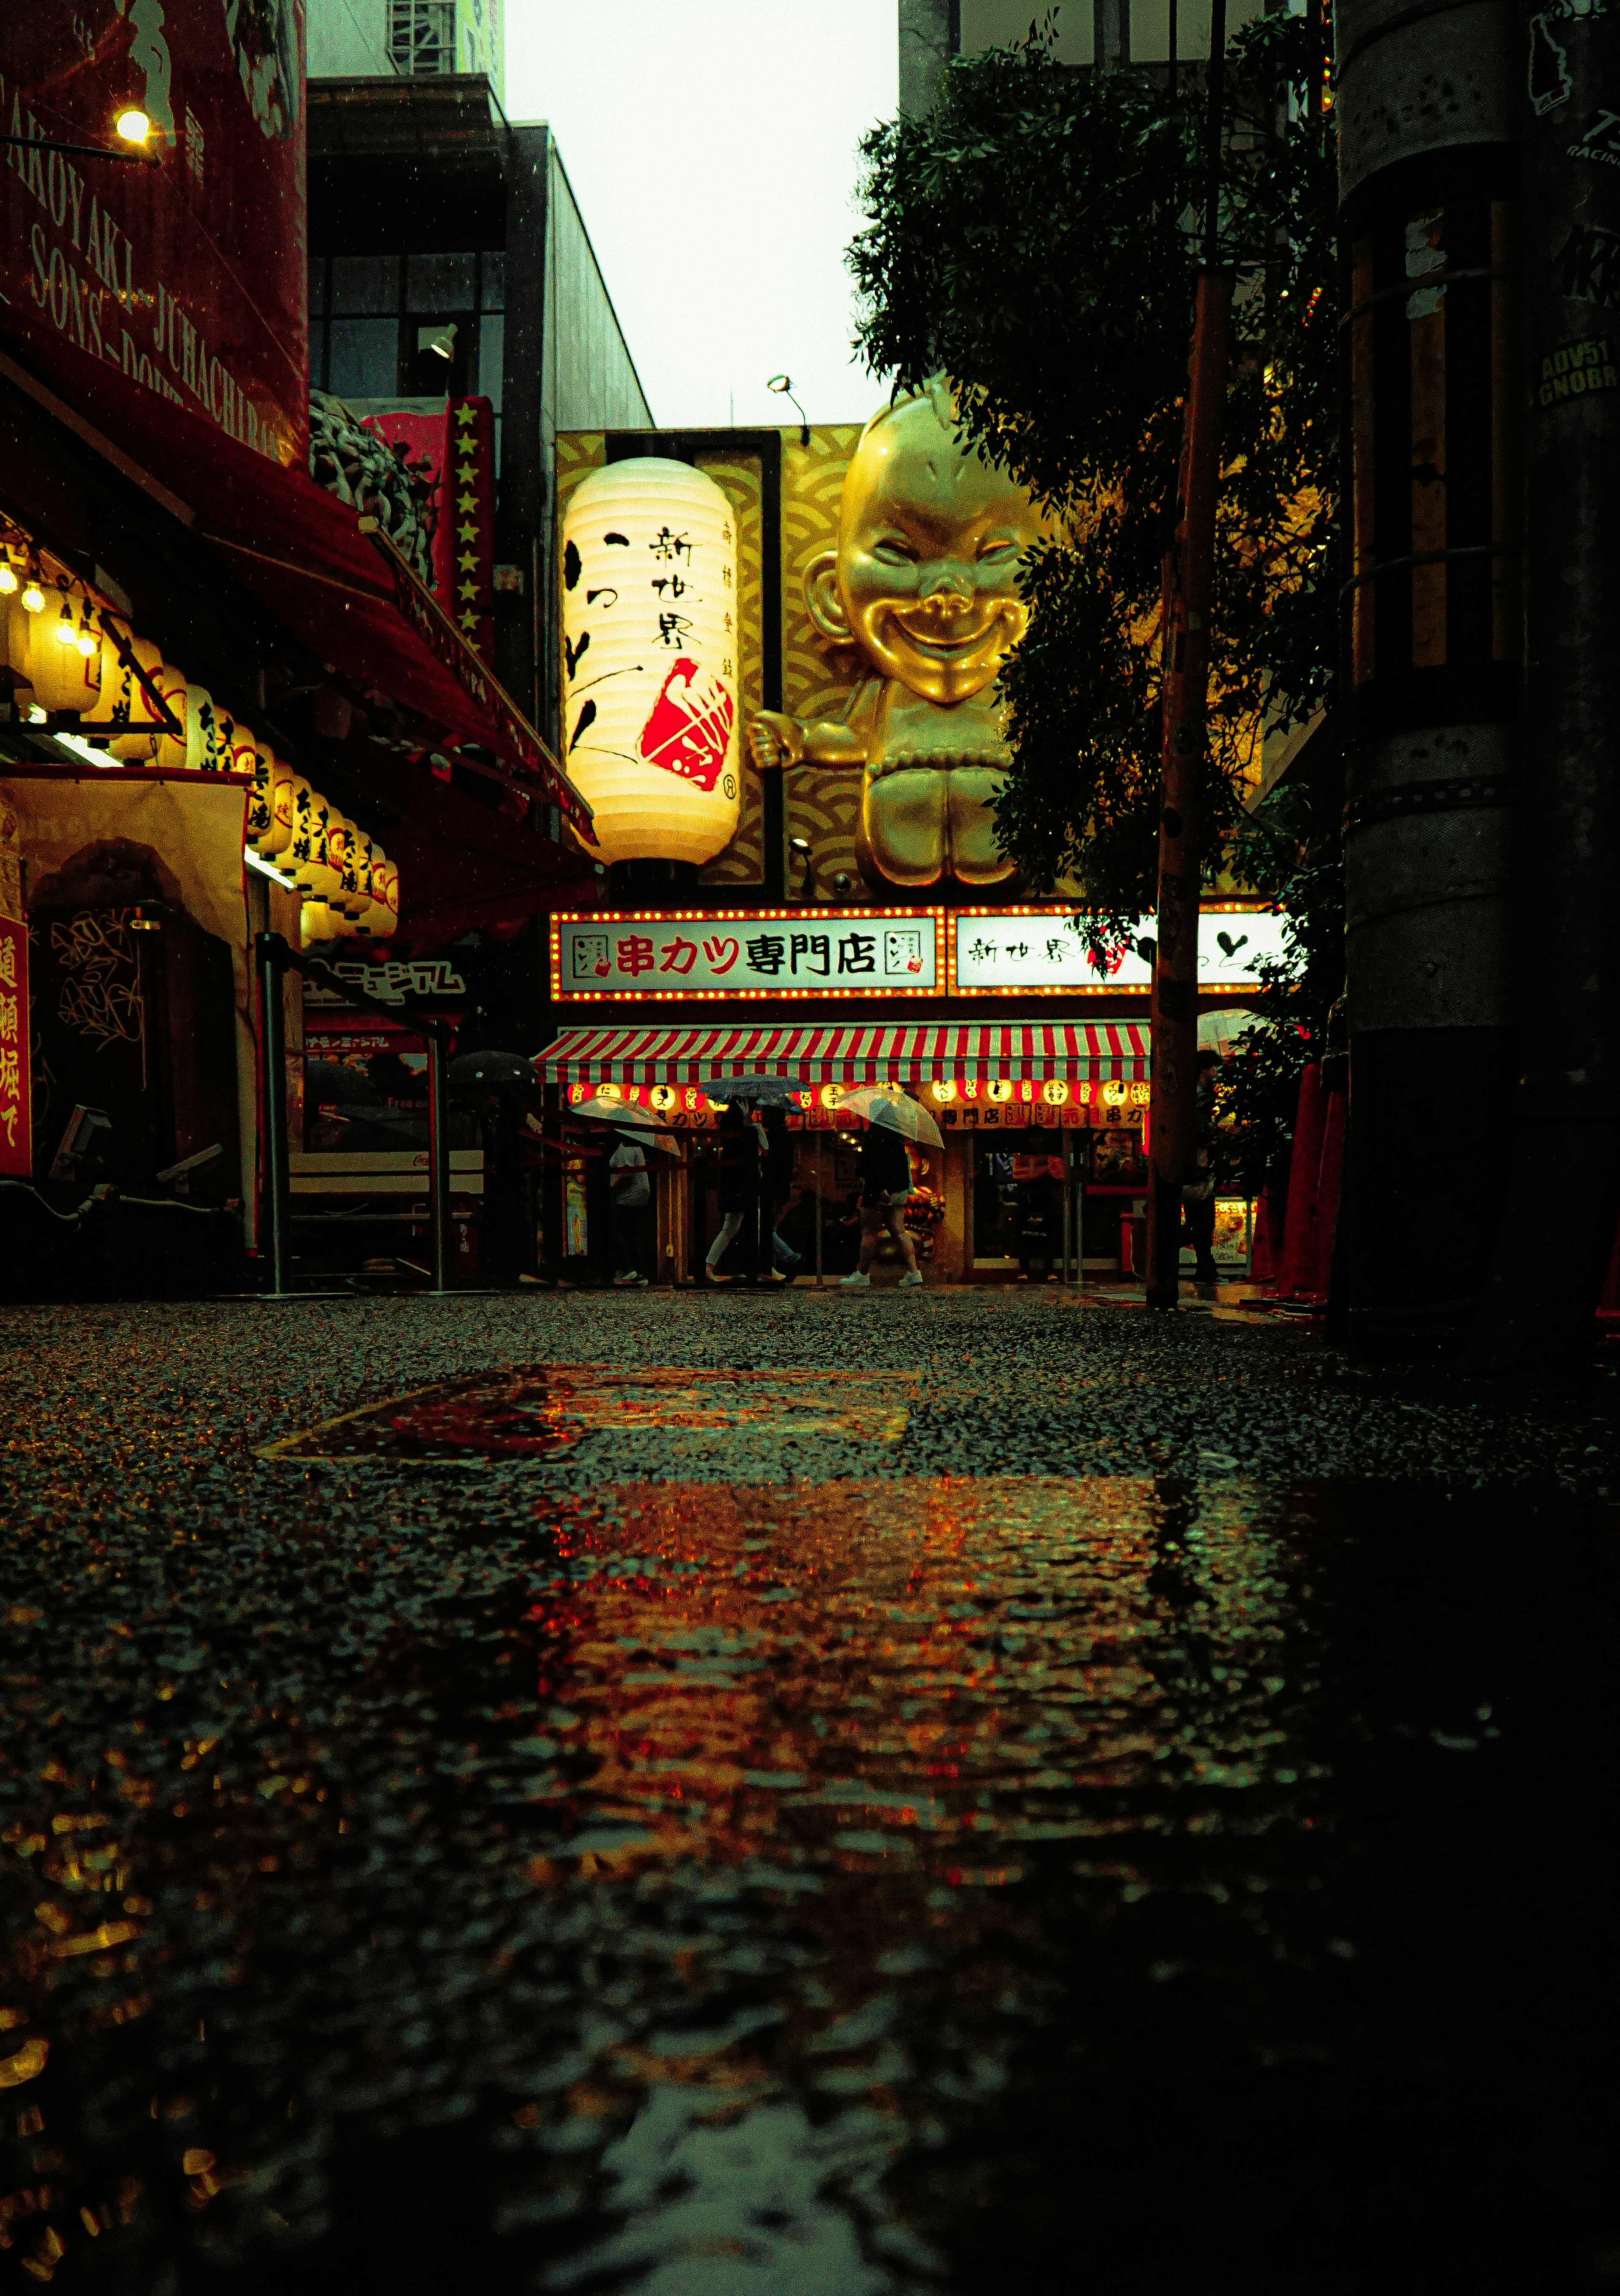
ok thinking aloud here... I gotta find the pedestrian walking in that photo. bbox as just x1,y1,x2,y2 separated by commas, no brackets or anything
1180,1049,1223,1285
608,1133,651,1287
840,1117,922,1290
1012,1141,1065,1282
705,1103,767,1285
758,1103,804,1281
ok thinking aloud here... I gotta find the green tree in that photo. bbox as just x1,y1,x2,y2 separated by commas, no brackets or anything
848,9,1339,1187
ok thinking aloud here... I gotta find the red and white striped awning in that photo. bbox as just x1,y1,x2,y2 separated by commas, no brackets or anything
536,1022,1150,1084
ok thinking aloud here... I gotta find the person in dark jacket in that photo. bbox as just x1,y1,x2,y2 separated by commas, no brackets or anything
840,1119,921,1289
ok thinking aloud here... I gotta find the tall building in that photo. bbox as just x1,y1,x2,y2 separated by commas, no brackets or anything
307,0,504,95
304,2,651,734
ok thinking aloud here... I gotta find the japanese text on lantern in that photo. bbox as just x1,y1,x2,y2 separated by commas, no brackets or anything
0,918,30,1176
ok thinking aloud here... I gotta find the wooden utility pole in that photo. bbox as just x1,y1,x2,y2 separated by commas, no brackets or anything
1145,1,1231,1309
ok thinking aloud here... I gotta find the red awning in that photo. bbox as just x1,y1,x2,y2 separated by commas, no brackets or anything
537,1022,1151,1083
0,319,593,840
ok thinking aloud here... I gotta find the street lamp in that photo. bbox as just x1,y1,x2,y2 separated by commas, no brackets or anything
767,375,810,448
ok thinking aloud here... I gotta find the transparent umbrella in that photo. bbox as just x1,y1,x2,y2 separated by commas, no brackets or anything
836,1087,944,1150
567,1096,682,1154
701,1075,810,1106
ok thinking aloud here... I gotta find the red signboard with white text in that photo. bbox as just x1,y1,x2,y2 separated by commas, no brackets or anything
0,0,308,464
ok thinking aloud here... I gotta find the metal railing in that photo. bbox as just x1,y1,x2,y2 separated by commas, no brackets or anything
255,932,453,1297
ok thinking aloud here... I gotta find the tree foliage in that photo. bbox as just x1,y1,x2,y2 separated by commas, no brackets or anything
848,11,1340,1182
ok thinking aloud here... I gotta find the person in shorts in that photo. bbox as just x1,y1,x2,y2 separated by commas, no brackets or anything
840,1120,922,1289
608,1136,651,1287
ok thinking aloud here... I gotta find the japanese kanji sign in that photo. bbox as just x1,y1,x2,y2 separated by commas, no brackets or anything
948,908,1289,995
552,909,944,1002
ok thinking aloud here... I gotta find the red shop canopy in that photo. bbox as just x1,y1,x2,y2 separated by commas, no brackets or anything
0,319,593,840
537,1021,1152,1084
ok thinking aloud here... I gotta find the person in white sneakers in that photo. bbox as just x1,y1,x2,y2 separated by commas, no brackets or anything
608,1135,651,1287
840,1119,923,1289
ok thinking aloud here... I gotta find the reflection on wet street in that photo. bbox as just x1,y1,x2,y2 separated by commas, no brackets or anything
2,1298,1617,2292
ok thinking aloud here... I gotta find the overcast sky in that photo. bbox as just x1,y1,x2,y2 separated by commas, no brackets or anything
505,1,899,430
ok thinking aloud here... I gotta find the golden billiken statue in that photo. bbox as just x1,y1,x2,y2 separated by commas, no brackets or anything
746,376,1045,889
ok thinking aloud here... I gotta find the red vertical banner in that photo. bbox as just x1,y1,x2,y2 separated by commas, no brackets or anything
0,916,30,1178
446,398,496,661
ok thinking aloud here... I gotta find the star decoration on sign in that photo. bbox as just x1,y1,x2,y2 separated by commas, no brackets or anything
457,522,477,542
456,492,477,513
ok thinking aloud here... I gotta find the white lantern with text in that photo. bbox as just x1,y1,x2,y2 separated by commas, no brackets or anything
560,458,741,865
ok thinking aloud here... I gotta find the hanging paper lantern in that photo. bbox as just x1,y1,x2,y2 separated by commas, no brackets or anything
287,781,340,898
26,580,101,714
100,633,167,757
255,757,297,858
181,685,225,773
323,809,351,907
343,827,373,922
375,851,400,936
300,896,343,949
143,662,189,768
350,840,385,936
222,717,259,778
559,457,741,865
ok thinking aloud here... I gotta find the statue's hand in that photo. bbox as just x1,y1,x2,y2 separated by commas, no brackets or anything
747,711,804,771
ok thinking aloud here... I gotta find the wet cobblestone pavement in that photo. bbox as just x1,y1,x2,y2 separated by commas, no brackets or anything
2,1290,1617,2293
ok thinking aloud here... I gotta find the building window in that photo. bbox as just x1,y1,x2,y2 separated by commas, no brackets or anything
388,0,457,77
307,250,502,423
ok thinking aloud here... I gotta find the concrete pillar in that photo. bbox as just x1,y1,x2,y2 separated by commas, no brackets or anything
1094,0,1128,71
1466,2,1620,1376
1335,0,1518,1355
899,0,959,117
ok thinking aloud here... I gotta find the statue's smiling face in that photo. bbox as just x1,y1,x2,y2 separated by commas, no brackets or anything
806,394,1046,705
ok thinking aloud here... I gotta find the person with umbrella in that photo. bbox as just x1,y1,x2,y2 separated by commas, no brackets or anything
836,1089,936,1290
702,1077,806,1285
569,1096,677,1289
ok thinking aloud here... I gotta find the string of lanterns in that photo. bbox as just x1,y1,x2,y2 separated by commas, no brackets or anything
0,524,399,948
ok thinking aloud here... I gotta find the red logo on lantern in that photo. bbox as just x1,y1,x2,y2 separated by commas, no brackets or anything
637,659,734,792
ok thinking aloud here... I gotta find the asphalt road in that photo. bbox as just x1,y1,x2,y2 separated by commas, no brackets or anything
2,1288,1616,2293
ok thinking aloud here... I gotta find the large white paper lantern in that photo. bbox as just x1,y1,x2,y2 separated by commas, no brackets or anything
560,457,741,865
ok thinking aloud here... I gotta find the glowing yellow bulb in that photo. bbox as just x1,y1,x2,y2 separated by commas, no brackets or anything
0,564,15,597
20,582,44,614
115,108,151,145
53,607,77,648
76,627,97,658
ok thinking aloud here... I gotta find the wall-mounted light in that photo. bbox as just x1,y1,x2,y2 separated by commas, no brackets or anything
418,322,458,362
788,834,814,899
767,374,810,448
114,108,151,146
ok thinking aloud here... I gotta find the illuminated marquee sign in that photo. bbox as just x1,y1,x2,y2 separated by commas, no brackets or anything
948,906,1288,995
551,909,945,1003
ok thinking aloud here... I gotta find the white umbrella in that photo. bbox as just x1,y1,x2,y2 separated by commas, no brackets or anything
836,1087,944,1149
568,1095,681,1154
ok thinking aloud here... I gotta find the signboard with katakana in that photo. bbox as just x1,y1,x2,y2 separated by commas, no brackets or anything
551,909,945,1002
